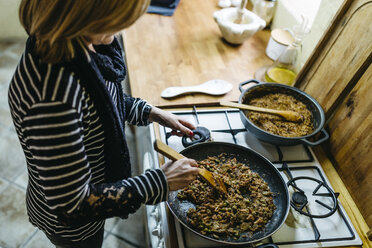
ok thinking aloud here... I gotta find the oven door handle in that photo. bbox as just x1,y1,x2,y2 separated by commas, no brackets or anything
257,244,278,248
142,151,154,171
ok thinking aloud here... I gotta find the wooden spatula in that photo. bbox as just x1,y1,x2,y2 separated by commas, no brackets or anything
220,100,304,122
154,139,227,194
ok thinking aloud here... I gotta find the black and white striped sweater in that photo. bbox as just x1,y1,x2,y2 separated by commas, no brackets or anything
8,38,168,241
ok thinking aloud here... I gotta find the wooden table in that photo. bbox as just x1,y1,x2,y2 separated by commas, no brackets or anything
121,0,271,107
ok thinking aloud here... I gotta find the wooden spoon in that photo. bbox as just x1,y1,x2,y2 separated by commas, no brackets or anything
220,100,303,122
154,139,227,194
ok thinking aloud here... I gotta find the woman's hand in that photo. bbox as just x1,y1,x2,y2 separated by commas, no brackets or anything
149,106,195,136
161,158,199,191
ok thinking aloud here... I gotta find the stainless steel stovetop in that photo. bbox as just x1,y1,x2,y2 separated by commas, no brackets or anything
139,107,362,248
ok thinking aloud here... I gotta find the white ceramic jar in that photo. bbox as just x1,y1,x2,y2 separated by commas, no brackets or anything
265,28,294,60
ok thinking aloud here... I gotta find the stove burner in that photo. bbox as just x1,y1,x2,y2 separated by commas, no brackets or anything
287,176,338,218
292,191,308,205
182,126,211,147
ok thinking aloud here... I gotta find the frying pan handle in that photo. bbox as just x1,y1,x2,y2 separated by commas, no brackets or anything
239,79,261,92
182,126,211,147
300,128,329,146
154,139,184,160
256,244,278,248
182,135,206,147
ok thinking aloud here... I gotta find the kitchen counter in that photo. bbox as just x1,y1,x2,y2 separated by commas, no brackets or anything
121,0,272,108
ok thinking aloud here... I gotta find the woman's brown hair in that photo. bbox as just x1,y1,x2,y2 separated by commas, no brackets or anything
19,0,150,63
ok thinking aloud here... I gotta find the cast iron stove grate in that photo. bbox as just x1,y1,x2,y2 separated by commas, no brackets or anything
161,106,357,246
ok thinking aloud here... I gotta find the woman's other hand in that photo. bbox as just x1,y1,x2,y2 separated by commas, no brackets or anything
161,158,199,191
149,106,195,136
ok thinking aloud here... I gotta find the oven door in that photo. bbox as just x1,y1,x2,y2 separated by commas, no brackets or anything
135,125,170,248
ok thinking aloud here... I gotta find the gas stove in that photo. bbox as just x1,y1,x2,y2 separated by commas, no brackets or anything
137,107,362,248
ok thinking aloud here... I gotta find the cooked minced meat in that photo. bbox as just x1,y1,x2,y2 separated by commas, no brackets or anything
246,93,314,137
177,154,275,240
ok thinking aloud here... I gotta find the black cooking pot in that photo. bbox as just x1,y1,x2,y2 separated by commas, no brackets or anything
238,80,329,146
167,142,289,247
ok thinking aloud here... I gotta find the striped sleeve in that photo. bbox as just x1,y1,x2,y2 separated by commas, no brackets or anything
127,168,169,205
23,101,168,225
23,101,92,214
64,168,169,223
124,96,152,126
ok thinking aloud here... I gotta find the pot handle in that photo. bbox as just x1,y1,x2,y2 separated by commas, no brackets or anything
239,79,261,92
300,128,329,146
256,244,278,248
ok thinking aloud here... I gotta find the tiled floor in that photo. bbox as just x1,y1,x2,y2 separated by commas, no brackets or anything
0,41,147,248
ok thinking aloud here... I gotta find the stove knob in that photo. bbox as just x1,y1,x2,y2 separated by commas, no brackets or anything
151,224,163,237
157,239,164,248
150,207,160,222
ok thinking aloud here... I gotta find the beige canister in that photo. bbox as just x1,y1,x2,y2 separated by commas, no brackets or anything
265,28,294,60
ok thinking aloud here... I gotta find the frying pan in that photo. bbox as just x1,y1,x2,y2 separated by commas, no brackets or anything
166,142,289,246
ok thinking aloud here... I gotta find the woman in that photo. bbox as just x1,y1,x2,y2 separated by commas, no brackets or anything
8,1,199,247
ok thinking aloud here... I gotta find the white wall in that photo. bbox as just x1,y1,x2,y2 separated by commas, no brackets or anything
270,0,344,69
271,0,322,30
0,0,27,41
300,0,344,67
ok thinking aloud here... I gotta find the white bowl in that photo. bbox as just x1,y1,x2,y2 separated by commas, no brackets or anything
213,8,266,44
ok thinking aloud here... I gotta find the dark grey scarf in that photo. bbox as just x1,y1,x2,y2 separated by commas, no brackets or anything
67,37,132,183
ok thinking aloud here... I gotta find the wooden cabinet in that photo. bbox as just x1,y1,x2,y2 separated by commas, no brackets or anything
296,0,372,233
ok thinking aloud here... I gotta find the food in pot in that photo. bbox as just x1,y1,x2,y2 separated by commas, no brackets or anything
177,153,275,239
246,93,314,137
